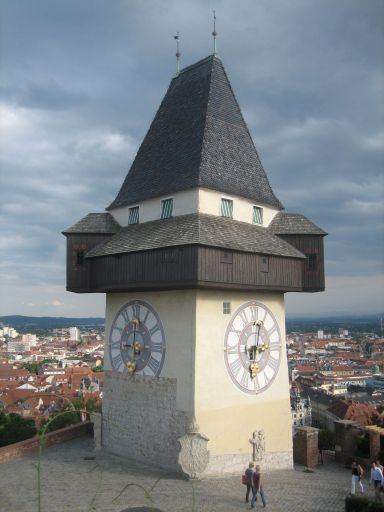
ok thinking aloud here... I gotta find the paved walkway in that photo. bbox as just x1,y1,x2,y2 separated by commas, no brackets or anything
0,436,366,512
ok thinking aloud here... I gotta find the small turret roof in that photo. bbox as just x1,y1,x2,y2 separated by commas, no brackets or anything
269,212,327,236
62,213,120,235
107,55,283,211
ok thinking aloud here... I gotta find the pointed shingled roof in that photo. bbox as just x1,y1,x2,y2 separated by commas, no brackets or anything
107,55,283,211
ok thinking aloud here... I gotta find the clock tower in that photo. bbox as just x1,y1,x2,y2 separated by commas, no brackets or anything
63,54,326,475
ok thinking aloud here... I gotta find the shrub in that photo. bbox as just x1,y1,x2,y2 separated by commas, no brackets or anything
345,495,384,512
0,412,37,447
43,410,80,433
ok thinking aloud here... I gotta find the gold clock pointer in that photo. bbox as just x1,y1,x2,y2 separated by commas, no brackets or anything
127,360,136,375
248,320,263,378
122,319,141,352
250,361,259,379
123,319,141,375
248,319,263,360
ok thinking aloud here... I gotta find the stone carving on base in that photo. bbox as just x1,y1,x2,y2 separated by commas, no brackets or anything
249,429,265,461
178,418,210,479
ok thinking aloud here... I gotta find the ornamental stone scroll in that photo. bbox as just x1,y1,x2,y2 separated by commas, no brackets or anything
177,418,210,479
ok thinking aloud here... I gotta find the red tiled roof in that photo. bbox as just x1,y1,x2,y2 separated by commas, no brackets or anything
0,366,29,380
296,365,317,374
328,400,380,426
331,365,353,371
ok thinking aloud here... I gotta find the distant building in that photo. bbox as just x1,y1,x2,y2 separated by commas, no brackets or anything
7,340,32,353
367,374,384,391
21,334,37,345
0,326,19,338
291,391,312,430
301,386,380,432
317,330,324,339
69,327,81,342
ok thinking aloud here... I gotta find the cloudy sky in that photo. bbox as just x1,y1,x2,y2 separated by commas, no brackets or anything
0,0,383,318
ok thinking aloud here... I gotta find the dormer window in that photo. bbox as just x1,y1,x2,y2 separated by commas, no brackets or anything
128,206,139,225
161,198,173,219
253,206,263,225
221,198,233,218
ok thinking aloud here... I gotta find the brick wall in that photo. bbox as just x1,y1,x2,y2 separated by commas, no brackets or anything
102,371,189,471
293,426,319,468
0,421,93,464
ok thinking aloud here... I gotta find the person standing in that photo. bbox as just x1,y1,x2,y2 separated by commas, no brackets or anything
370,461,383,500
245,462,255,504
250,465,267,508
351,461,364,494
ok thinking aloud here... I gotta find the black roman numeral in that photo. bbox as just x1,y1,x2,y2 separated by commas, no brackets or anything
111,338,121,350
239,310,249,325
267,355,280,372
240,370,249,387
148,356,160,375
250,307,258,322
142,308,150,325
151,341,163,353
112,353,124,370
268,325,278,337
133,304,140,321
149,324,160,337
229,358,242,377
121,309,130,323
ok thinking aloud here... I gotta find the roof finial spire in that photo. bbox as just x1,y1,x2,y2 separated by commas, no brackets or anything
174,32,181,77
212,10,218,56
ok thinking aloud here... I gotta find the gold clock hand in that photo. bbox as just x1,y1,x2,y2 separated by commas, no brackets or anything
256,320,263,353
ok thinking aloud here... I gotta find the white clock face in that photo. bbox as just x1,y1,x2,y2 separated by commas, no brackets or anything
109,299,166,376
224,301,282,394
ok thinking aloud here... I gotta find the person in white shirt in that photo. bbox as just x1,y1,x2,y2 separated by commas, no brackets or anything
370,461,383,500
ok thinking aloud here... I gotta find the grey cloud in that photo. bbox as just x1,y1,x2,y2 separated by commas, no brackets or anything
1,0,383,316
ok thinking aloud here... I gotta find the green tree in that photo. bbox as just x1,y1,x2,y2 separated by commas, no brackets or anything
70,396,101,413
318,428,335,451
42,410,80,433
0,412,37,447
21,362,41,375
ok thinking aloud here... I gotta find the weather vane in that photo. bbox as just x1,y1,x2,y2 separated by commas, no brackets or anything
212,10,218,56
174,32,181,77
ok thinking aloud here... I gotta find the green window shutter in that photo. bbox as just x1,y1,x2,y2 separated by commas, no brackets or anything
253,206,263,225
221,199,233,218
161,198,173,219
128,206,139,225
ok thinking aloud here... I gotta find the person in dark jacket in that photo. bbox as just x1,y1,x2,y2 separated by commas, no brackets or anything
245,462,255,503
251,465,267,508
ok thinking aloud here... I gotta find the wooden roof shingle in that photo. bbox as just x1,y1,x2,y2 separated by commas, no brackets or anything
63,213,121,235
85,213,305,259
269,212,327,236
